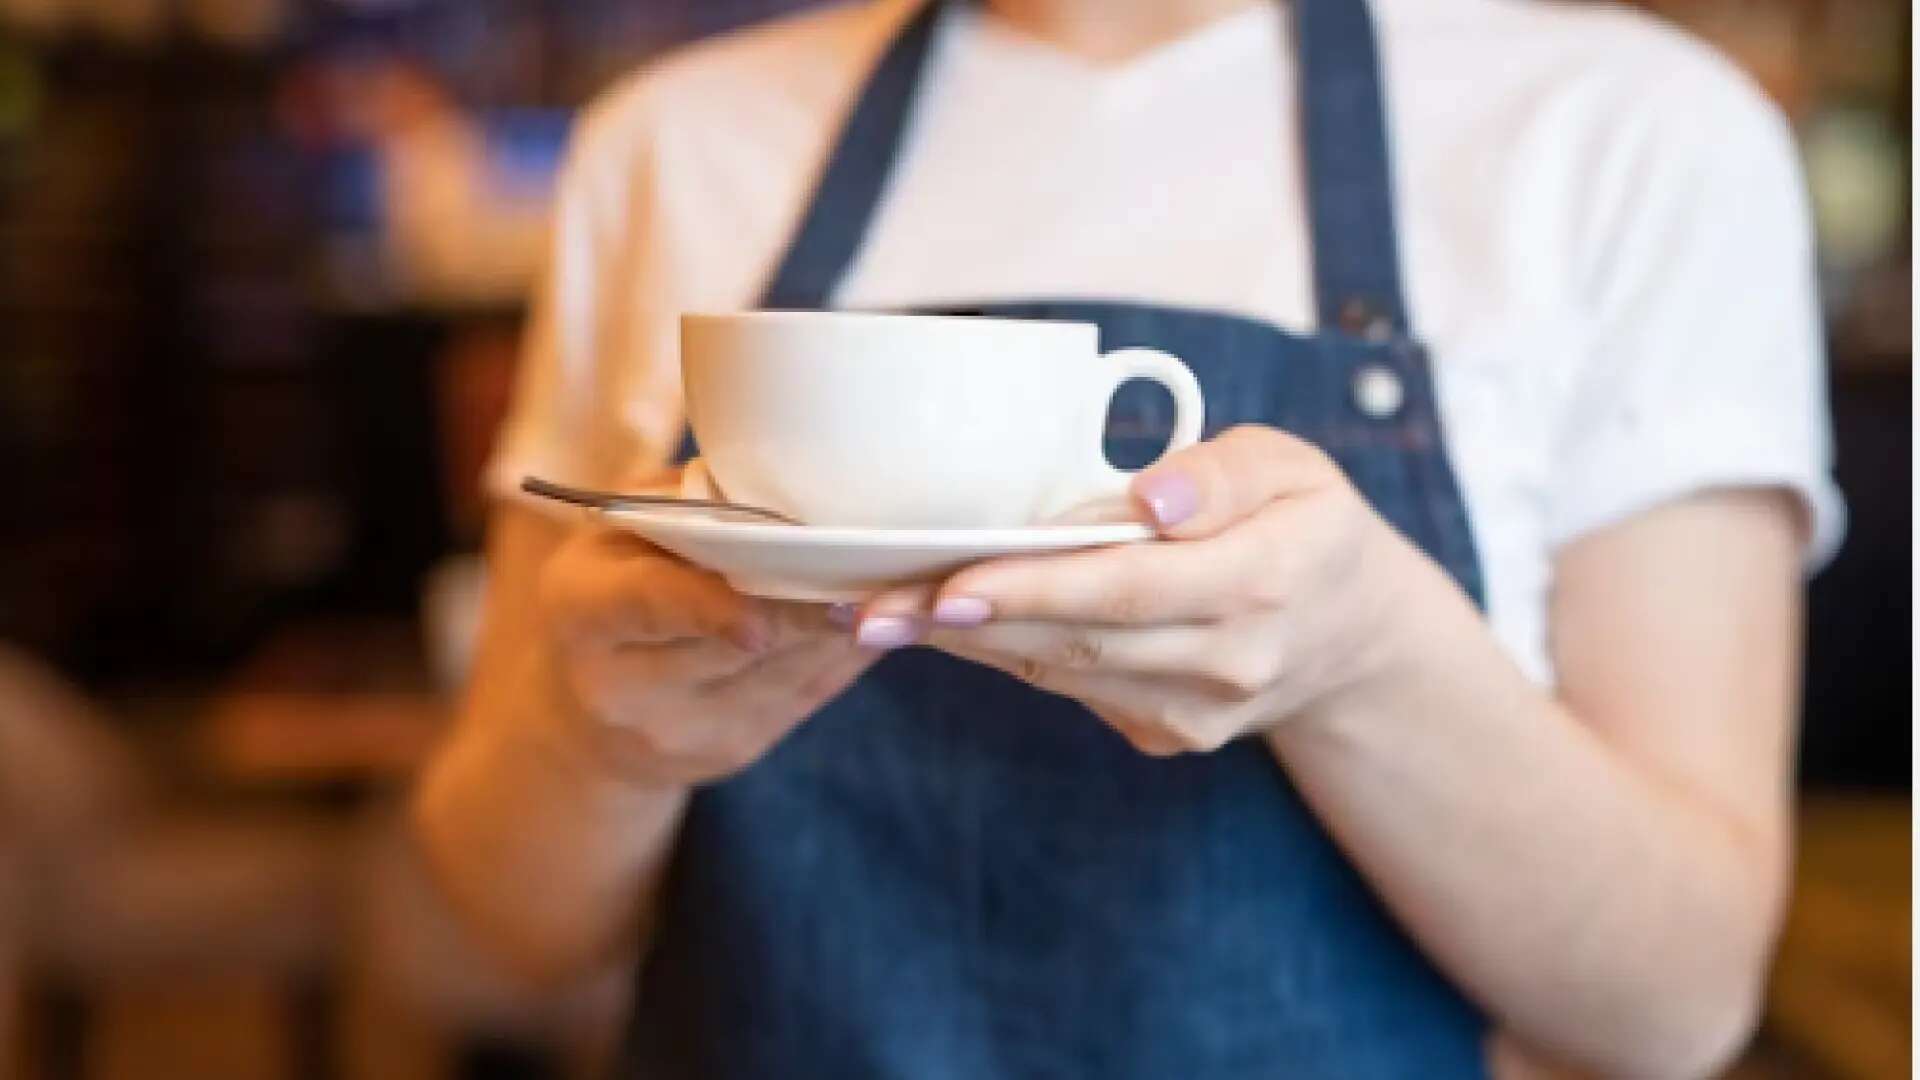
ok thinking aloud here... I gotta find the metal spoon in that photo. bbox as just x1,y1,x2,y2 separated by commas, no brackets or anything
520,476,801,524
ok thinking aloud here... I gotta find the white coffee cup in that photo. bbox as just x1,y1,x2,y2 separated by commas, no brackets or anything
680,311,1205,529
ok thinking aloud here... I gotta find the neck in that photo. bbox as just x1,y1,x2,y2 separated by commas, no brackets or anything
983,0,1264,63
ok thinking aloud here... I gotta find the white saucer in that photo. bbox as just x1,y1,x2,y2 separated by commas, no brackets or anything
600,506,1152,603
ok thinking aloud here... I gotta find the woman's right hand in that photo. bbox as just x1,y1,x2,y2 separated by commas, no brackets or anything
536,525,875,788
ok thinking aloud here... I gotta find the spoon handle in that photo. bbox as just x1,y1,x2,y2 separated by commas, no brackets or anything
520,476,798,524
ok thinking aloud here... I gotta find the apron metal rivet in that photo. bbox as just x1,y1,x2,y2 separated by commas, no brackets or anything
1353,364,1405,419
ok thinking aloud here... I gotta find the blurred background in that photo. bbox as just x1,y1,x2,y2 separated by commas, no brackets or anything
0,0,1907,1076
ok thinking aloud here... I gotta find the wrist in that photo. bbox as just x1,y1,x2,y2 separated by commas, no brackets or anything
1287,529,1479,743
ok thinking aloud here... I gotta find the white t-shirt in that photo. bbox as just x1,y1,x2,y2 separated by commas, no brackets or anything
489,0,1843,684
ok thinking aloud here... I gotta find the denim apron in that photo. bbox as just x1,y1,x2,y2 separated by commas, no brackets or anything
627,0,1490,1074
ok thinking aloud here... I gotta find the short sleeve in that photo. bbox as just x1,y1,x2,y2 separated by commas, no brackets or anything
483,97,684,513
1547,68,1845,567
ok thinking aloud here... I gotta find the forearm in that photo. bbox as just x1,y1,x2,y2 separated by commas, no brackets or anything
412,644,688,986
1269,566,1784,1077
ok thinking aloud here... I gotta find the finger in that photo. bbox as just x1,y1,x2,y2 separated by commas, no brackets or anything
862,583,937,615
849,584,938,651
761,597,855,639
624,638,874,773
933,526,1271,626
604,599,851,685
708,635,875,710
941,637,1148,702
586,627,871,732
1132,424,1338,539
937,642,1193,757
928,621,1277,698
543,528,772,650
586,636,770,691
1106,717,1190,758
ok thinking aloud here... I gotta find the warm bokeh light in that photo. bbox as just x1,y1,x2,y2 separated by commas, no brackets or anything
0,1,1907,1077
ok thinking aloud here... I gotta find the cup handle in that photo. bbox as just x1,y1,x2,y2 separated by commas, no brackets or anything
1041,347,1206,522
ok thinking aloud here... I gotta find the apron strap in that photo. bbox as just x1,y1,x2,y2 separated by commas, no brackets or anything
1296,0,1412,338
759,1,947,309
759,0,1416,339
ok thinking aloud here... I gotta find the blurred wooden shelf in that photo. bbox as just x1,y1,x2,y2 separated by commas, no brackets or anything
202,692,446,786
1761,793,1912,1079
196,619,449,789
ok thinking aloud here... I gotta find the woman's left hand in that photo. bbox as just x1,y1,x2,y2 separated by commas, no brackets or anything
854,425,1444,755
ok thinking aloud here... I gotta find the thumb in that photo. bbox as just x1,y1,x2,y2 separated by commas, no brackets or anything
1130,425,1332,541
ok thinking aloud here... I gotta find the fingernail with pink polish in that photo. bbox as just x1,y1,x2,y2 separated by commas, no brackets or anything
933,596,992,627
855,615,920,651
1136,471,1199,529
